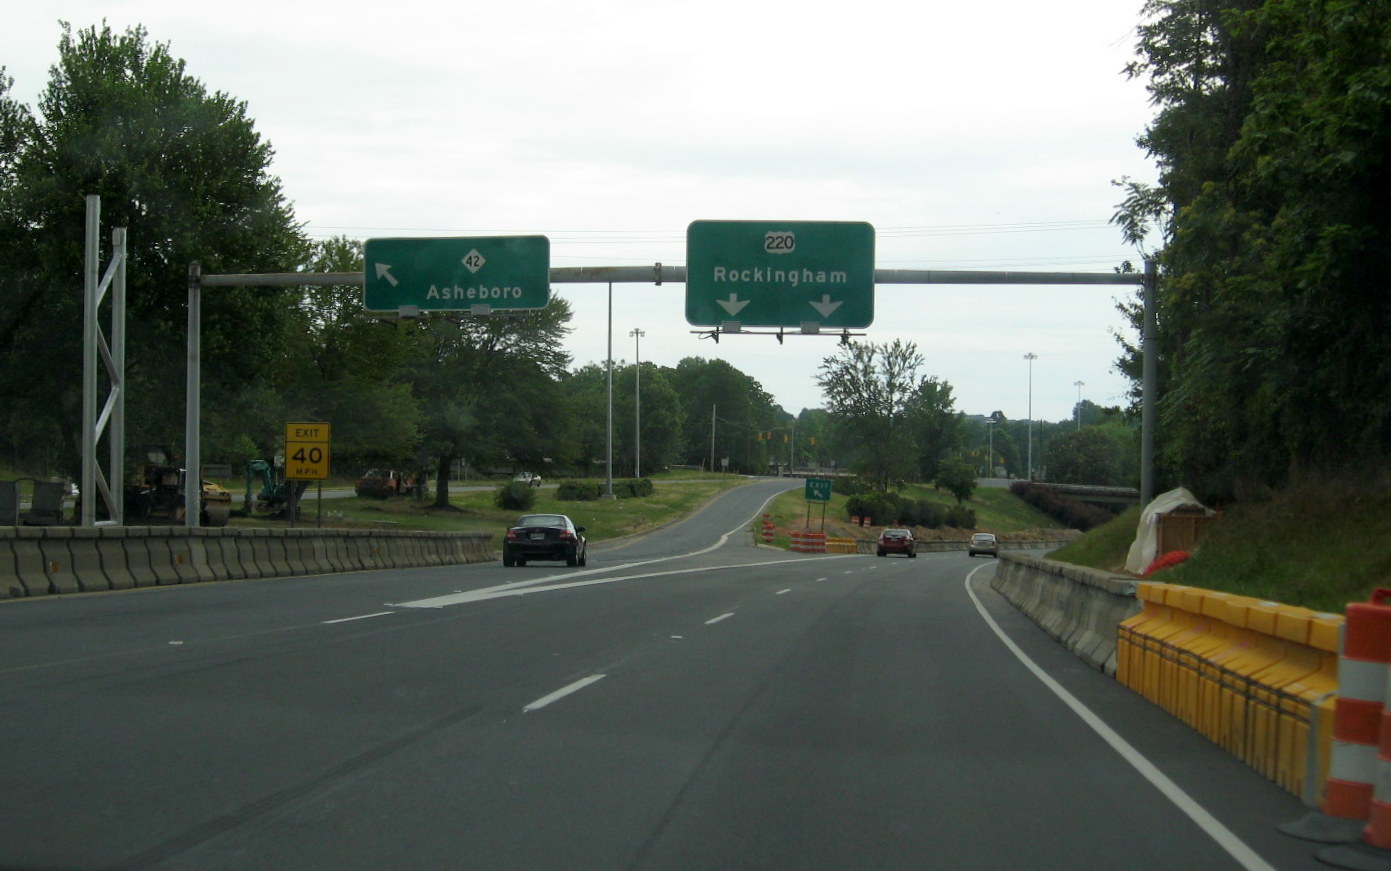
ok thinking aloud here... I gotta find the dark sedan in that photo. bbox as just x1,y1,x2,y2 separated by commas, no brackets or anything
503,513,587,567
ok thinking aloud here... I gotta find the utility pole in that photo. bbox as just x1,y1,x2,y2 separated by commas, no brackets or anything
709,404,716,473
1074,380,1085,431
1141,259,1157,507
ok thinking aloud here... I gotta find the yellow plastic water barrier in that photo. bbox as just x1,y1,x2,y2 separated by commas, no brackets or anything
1118,583,1340,801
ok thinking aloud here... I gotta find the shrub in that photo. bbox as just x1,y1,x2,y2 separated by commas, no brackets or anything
1009,481,1114,531
944,505,977,528
557,480,603,501
494,481,536,511
834,476,871,497
847,492,898,526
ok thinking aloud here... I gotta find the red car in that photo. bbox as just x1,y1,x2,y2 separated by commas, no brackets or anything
877,528,916,558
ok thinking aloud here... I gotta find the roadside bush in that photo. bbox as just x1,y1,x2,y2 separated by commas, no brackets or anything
894,499,942,529
833,476,871,497
557,480,603,501
944,505,977,528
1009,481,1113,531
494,481,536,511
846,492,897,526
615,477,654,498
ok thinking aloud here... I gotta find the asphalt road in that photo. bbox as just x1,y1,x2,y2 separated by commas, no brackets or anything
0,479,1325,870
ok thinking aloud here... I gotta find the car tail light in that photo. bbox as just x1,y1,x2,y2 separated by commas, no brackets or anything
506,529,520,540
558,530,575,541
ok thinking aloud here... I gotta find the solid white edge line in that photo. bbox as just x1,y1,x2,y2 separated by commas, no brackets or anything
962,565,1277,871
523,674,606,712
321,611,394,625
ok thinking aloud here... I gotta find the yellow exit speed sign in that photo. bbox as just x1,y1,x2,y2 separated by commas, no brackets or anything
285,422,331,480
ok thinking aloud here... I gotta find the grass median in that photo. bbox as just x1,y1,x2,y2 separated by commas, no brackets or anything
230,471,751,550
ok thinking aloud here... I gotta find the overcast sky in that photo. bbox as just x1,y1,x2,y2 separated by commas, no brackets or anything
5,1,1157,423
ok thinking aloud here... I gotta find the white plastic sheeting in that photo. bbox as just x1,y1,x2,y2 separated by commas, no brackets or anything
1124,487,1209,575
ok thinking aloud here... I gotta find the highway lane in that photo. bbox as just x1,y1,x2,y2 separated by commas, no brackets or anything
0,481,1324,870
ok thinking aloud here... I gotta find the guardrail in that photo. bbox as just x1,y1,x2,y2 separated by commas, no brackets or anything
0,525,495,598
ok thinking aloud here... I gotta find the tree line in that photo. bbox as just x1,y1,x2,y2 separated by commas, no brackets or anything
1113,0,1391,501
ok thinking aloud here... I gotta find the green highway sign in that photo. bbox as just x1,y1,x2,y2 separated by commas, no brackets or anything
685,220,875,329
363,236,550,313
804,477,833,503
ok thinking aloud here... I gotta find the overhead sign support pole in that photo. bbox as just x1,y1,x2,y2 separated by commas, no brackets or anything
81,195,127,527
186,262,202,527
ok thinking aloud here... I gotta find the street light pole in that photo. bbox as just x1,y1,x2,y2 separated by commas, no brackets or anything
1074,380,1085,432
630,328,645,478
1024,353,1037,481
605,284,614,499
985,418,996,477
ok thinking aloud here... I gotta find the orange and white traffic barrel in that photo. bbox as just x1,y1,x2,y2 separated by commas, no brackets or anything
1325,592,1391,827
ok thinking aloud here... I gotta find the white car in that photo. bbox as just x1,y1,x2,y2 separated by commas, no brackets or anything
968,533,998,558
513,472,542,487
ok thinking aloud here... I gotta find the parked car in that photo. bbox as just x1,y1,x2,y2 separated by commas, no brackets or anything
513,471,543,487
355,469,404,498
876,528,916,558
968,532,999,557
503,513,587,567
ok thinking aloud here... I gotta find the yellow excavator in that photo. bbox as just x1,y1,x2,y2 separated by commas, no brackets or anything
124,445,233,526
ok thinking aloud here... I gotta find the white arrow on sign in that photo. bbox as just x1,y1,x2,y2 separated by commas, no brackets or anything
809,294,842,318
375,263,399,287
717,293,750,317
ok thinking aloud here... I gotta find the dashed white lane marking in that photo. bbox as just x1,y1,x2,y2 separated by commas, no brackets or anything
523,674,606,712
321,611,394,625
705,613,734,625
776,588,792,595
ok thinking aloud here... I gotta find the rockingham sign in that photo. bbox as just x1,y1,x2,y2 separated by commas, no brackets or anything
363,235,550,314
685,220,875,330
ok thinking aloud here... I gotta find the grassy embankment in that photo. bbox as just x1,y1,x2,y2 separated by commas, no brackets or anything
227,470,748,550
1050,477,1391,613
759,483,1070,549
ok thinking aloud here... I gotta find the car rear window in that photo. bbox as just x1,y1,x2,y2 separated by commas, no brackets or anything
519,515,565,527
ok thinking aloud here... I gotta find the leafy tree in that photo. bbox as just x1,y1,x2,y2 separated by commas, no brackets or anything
816,340,921,488
404,301,573,507
1117,0,1391,500
816,340,960,489
1047,428,1122,486
906,378,965,482
934,457,978,505
0,23,305,478
275,237,422,471
613,362,685,476
670,357,780,473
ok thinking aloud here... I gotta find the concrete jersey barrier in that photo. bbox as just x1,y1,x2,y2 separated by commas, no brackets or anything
989,551,1141,675
0,525,495,598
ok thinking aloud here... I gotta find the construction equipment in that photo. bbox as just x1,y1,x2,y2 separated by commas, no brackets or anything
240,459,308,518
125,445,233,527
